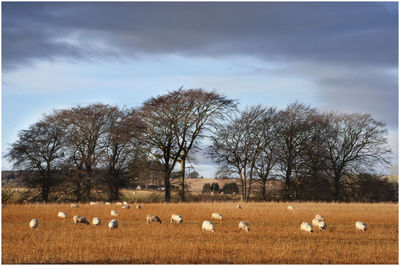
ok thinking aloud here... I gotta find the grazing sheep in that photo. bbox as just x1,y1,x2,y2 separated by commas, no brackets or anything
220,192,224,195
170,214,183,224
73,215,89,225
122,205,130,209
317,220,327,231
202,220,215,232
57,211,67,219
108,219,118,229
356,221,367,231
147,214,161,224
211,212,223,220
71,203,79,208
89,201,99,205
105,202,111,205
315,214,325,221
239,221,250,232
136,204,142,209
92,217,101,226
236,205,242,209
116,202,122,205
287,205,295,210
29,219,38,229
123,201,128,205
312,218,320,227
111,210,119,217
300,222,313,233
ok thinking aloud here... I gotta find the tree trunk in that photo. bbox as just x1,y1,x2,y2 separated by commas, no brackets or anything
179,158,186,201
164,170,171,202
261,179,267,201
246,177,252,201
333,174,341,201
285,164,292,201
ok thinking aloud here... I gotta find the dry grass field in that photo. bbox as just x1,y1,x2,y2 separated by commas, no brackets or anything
2,202,398,264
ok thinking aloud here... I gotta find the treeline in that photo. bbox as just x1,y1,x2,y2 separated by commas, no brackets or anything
6,88,396,202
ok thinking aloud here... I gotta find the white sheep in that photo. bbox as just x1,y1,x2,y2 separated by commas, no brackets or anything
122,205,130,209
170,214,183,224
236,205,242,209
202,220,215,232
57,211,67,219
300,222,313,233
92,217,101,225
71,203,79,208
147,214,161,224
116,202,122,205
73,215,89,225
108,219,118,229
105,202,111,205
89,201,99,205
312,218,320,227
315,214,325,221
136,204,142,209
211,212,223,220
239,221,250,232
123,201,129,205
287,205,295,210
355,221,367,231
318,220,327,231
29,219,38,229
111,210,119,217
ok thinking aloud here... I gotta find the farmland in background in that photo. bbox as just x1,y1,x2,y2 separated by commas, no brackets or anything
2,202,398,264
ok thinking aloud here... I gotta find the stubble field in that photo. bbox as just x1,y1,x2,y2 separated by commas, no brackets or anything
2,202,398,264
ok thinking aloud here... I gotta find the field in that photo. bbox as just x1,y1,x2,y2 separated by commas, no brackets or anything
2,202,398,264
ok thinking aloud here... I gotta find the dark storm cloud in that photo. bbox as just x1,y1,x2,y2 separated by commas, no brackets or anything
2,2,398,69
2,2,397,128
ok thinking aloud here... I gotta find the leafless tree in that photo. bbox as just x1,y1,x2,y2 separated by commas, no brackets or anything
253,107,279,201
174,89,236,201
57,104,115,201
275,102,315,200
101,108,144,201
6,113,66,201
325,113,391,201
139,88,235,202
209,106,270,201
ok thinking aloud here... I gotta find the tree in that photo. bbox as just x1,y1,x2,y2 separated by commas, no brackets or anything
102,108,144,201
139,92,185,202
325,113,391,201
6,113,65,201
222,182,239,194
275,102,315,200
209,106,270,201
188,171,200,178
139,88,235,202
173,88,236,201
58,104,115,201
202,183,211,193
253,107,279,201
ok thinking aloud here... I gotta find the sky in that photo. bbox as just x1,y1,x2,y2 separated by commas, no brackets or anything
2,2,398,177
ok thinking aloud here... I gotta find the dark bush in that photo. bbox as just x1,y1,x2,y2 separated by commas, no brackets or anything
222,182,239,194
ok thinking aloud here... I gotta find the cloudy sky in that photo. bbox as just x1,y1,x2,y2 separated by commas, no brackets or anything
2,2,398,176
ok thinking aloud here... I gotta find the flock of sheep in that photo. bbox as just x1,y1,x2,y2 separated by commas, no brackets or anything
287,205,367,233
28,203,367,233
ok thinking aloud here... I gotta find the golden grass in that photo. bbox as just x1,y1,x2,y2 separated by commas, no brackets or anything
2,202,398,264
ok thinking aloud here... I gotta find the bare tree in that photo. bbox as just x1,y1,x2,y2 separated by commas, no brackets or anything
102,108,144,201
139,92,185,202
6,113,65,202
253,107,279,201
275,102,315,200
140,88,235,202
58,104,115,201
174,89,236,201
325,113,391,201
209,106,269,201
